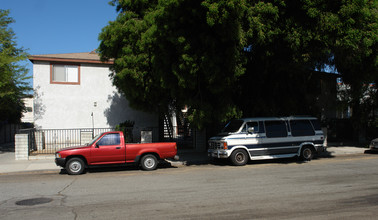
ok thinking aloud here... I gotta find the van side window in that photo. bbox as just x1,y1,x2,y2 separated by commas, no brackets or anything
258,121,265,133
265,121,288,138
290,120,315,136
246,121,259,133
310,119,322,131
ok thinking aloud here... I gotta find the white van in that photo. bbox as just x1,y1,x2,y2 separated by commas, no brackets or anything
208,117,325,166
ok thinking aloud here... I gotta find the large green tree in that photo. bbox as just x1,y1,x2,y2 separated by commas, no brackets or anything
0,9,31,123
99,0,377,131
99,0,245,129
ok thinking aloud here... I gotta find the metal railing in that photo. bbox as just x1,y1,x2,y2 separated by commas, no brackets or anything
19,126,197,155
19,128,113,155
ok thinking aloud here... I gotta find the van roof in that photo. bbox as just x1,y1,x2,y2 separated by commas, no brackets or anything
239,116,318,121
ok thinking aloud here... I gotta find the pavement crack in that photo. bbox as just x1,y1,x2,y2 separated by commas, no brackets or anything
57,178,78,219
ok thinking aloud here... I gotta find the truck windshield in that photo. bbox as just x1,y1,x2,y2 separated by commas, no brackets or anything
222,120,244,133
88,133,103,146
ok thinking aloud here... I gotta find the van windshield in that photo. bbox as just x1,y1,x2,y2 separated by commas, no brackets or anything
222,120,244,133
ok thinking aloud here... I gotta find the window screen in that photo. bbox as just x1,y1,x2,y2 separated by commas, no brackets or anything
52,65,79,83
290,120,315,136
53,65,66,82
265,121,287,138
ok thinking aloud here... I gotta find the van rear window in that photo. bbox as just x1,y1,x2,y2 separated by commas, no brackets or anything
310,119,322,131
290,120,315,136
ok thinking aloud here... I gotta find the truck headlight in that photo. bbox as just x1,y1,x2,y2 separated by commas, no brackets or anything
55,153,61,158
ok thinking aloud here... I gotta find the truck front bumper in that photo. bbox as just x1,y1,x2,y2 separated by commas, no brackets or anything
55,158,66,167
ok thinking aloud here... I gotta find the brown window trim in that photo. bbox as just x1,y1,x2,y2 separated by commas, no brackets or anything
50,63,81,85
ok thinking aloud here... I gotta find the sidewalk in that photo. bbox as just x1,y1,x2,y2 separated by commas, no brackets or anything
0,145,370,174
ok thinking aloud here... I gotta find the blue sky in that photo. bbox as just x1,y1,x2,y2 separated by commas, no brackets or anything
2,0,118,86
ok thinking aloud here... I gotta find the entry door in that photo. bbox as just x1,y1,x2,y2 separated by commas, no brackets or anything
91,133,125,164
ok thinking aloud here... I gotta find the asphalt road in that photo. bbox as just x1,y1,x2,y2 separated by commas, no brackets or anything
1,154,378,220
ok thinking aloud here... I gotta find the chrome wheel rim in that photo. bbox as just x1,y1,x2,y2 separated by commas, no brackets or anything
144,157,155,169
69,161,82,173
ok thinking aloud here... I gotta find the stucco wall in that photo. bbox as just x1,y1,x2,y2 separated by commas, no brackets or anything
33,61,158,142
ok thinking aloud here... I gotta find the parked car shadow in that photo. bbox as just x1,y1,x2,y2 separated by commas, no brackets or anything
207,150,334,167
58,160,177,175
317,149,334,158
364,149,378,154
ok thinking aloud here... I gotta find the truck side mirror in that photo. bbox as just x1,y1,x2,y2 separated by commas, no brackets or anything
247,127,255,133
95,143,100,148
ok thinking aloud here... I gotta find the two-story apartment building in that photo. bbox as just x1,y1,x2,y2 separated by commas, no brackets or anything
29,52,158,142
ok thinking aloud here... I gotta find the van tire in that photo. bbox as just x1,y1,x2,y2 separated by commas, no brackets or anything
300,146,314,161
66,157,85,175
230,149,248,166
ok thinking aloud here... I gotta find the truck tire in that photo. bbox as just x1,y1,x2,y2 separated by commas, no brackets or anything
66,158,85,175
140,154,158,171
230,149,248,166
300,146,314,161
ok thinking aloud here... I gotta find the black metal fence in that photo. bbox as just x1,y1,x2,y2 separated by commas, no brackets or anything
19,128,113,155
18,126,199,155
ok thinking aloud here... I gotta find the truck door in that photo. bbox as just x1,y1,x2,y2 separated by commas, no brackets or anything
90,133,126,164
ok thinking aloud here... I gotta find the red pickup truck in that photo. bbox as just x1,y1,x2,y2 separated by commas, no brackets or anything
55,131,178,175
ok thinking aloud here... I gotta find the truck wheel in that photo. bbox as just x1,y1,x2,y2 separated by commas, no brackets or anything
230,149,248,166
140,154,158,171
300,146,314,161
66,158,85,175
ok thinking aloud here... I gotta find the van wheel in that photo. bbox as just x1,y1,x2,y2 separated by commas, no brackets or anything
66,158,85,175
300,146,314,161
230,149,248,166
140,154,158,171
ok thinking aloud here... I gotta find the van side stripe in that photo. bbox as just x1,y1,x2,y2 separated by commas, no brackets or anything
228,140,323,150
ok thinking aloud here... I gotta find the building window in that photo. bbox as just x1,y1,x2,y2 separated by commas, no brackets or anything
50,64,80,84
